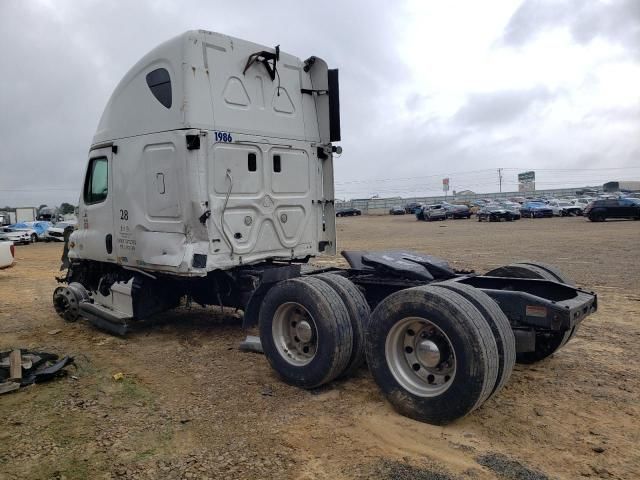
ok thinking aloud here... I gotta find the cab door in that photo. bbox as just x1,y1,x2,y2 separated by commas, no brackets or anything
76,147,116,262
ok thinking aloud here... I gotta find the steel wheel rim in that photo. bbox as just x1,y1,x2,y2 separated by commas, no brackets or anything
272,302,318,366
385,317,456,397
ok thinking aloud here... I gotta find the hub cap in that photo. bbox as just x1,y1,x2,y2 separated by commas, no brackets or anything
385,317,456,397
272,302,318,366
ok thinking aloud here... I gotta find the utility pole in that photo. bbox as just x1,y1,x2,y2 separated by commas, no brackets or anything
498,168,503,193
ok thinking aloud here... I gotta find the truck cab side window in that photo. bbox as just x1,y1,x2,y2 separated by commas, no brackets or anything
84,157,108,204
146,68,172,108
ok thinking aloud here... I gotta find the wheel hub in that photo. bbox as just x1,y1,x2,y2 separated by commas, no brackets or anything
416,339,440,367
272,302,318,366
385,317,456,397
295,320,313,343
52,283,89,322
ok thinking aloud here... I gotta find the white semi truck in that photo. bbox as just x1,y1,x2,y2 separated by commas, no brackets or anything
54,30,596,424
0,211,16,226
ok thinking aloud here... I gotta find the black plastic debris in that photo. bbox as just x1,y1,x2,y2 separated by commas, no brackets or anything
0,349,75,394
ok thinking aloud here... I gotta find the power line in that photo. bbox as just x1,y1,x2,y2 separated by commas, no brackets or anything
335,166,640,185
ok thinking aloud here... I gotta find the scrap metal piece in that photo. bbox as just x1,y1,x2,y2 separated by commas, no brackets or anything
239,335,263,354
0,382,20,395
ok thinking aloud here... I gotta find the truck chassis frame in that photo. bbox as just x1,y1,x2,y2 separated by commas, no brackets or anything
54,249,597,424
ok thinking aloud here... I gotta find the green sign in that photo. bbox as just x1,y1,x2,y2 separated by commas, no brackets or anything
518,171,535,183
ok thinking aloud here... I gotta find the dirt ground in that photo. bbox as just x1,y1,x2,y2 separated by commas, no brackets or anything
1,215,639,480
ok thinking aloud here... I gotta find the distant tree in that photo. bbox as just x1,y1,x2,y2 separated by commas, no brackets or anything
59,202,76,215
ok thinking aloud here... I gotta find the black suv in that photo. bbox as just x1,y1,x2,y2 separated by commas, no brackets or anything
584,198,640,222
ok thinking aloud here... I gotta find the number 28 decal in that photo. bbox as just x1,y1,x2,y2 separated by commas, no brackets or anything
214,131,233,143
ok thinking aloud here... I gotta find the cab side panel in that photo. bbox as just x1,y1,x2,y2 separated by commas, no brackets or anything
111,132,190,271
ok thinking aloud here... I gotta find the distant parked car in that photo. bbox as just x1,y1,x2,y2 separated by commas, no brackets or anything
442,203,471,219
44,220,77,242
0,241,15,269
336,207,362,217
519,201,553,218
404,202,422,214
389,206,406,215
571,198,593,208
497,202,521,220
477,205,514,222
584,198,640,222
0,226,37,244
416,204,447,221
547,200,583,217
3,221,51,241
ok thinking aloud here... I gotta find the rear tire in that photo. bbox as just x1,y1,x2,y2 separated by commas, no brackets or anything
516,329,575,364
431,282,515,397
483,262,578,363
365,286,499,425
485,261,575,286
259,277,353,389
315,273,369,378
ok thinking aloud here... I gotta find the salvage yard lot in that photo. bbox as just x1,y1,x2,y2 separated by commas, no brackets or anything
1,216,639,479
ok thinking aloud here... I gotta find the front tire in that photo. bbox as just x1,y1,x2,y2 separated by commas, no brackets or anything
259,277,353,389
365,286,499,425
30,234,37,243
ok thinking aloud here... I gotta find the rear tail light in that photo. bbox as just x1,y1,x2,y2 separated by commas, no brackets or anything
10,244,15,258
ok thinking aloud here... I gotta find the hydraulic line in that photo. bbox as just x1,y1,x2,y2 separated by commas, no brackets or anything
220,169,234,257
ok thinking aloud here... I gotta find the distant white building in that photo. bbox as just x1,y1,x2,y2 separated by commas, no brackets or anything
603,181,640,193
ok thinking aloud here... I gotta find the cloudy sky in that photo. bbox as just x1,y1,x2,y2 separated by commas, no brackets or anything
0,0,638,206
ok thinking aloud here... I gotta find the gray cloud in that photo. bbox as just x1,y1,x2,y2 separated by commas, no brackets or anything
453,87,555,126
0,0,408,206
0,1,638,205
502,0,640,55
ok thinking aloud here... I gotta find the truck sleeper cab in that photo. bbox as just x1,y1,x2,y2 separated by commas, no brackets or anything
70,30,340,277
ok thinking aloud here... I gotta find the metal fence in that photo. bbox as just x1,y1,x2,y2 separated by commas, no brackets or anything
336,187,589,215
